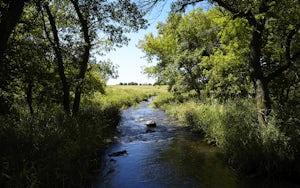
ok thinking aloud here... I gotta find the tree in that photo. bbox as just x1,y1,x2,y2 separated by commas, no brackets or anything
69,0,147,115
0,0,27,60
201,8,252,99
148,0,300,125
0,0,28,115
140,8,252,97
69,0,91,115
42,1,71,114
140,11,214,94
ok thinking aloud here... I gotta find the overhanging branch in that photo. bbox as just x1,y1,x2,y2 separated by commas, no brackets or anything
266,28,299,81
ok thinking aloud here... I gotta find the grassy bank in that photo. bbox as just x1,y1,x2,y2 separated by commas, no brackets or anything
153,93,300,178
0,85,166,187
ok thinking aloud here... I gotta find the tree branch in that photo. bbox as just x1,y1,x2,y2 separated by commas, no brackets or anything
171,0,204,12
266,28,299,81
172,0,257,26
40,5,55,47
213,0,257,26
70,0,91,114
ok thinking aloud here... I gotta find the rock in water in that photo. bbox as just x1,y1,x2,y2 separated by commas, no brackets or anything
145,120,156,127
108,150,128,157
135,118,144,122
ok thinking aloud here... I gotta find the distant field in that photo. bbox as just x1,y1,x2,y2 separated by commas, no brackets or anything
107,85,168,94
82,85,168,109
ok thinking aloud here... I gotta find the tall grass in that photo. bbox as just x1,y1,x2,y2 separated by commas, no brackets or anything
153,94,300,178
0,85,165,187
0,108,119,187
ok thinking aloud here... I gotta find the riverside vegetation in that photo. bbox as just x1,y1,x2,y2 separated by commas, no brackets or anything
0,85,166,187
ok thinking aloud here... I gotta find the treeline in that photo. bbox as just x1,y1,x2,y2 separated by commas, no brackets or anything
140,1,300,179
0,0,148,187
119,82,152,86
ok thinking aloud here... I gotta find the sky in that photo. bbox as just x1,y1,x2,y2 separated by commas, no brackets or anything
101,1,211,85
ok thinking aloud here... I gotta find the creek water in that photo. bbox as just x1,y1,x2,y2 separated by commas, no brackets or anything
91,98,298,188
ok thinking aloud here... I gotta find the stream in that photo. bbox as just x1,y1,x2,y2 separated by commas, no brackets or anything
91,98,298,188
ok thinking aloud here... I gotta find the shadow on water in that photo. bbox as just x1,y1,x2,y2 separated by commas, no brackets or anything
90,98,300,188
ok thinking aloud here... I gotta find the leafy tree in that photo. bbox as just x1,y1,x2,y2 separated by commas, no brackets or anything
145,0,300,125
0,2,57,116
175,0,300,125
41,1,71,114
140,10,213,94
0,0,28,115
140,8,252,98
0,0,27,59
201,8,253,99
69,0,147,114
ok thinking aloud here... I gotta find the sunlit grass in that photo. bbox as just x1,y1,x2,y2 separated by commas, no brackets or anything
83,85,168,109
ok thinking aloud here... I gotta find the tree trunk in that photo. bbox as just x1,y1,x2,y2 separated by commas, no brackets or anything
0,0,26,60
0,95,10,115
249,24,271,126
26,80,34,115
254,78,271,125
0,0,26,116
70,0,91,115
44,4,70,114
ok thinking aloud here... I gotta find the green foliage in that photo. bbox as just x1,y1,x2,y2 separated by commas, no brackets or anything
152,92,175,107
140,7,253,98
1,0,300,184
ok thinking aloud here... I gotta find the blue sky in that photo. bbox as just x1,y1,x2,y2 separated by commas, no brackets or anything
102,1,211,85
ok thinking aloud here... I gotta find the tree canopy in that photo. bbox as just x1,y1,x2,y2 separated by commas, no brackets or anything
140,0,300,125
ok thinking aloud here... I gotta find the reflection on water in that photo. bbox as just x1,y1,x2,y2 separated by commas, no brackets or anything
91,98,299,188
158,132,240,188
